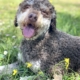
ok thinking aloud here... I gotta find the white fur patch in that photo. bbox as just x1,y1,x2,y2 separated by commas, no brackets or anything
30,60,41,72
17,9,30,27
34,18,51,39
18,53,25,63
18,53,41,72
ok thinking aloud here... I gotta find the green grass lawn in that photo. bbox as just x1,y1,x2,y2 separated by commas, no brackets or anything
0,0,80,80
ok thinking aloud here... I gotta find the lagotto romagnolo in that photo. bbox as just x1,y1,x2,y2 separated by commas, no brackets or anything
14,0,80,79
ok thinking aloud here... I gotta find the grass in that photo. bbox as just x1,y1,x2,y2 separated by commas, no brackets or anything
51,0,80,36
0,0,80,80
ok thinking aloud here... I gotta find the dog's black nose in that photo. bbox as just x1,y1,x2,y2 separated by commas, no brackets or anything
28,13,37,22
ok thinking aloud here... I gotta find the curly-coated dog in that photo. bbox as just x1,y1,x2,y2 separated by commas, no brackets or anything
14,0,80,79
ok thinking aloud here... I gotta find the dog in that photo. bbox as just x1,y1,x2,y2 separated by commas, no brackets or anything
14,0,80,79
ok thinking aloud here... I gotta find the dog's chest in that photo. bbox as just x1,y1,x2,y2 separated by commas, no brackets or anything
21,38,59,72
26,45,50,72
23,39,52,60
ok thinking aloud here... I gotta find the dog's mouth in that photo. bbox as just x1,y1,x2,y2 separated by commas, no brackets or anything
22,24,36,38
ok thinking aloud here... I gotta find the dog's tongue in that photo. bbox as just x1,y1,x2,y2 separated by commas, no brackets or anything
22,26,35,38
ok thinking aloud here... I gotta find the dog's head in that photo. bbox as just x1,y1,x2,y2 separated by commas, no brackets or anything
14,0,56,40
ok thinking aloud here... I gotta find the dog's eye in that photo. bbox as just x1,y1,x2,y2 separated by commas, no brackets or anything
41,9,49,16
41,9,49,15
23,5,30,9
22,5,30,12
42,11,48,15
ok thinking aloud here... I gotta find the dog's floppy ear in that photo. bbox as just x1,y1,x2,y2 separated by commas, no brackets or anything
14,15,18,27
49,7,56,33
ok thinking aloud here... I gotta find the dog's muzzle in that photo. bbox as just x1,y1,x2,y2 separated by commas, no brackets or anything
22,12,38,38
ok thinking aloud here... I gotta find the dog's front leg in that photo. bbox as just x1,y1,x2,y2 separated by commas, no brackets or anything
52,63,65,80
53,73,62,80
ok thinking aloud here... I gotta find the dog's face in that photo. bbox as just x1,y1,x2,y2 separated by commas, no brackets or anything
14,0,56,40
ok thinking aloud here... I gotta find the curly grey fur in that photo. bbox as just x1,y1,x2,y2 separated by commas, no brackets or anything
20,31,80,73
15,0,80,78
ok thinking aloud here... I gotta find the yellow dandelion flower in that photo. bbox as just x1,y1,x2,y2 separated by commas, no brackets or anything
13,69,18,76
26,62,32,68
64,58,70,70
